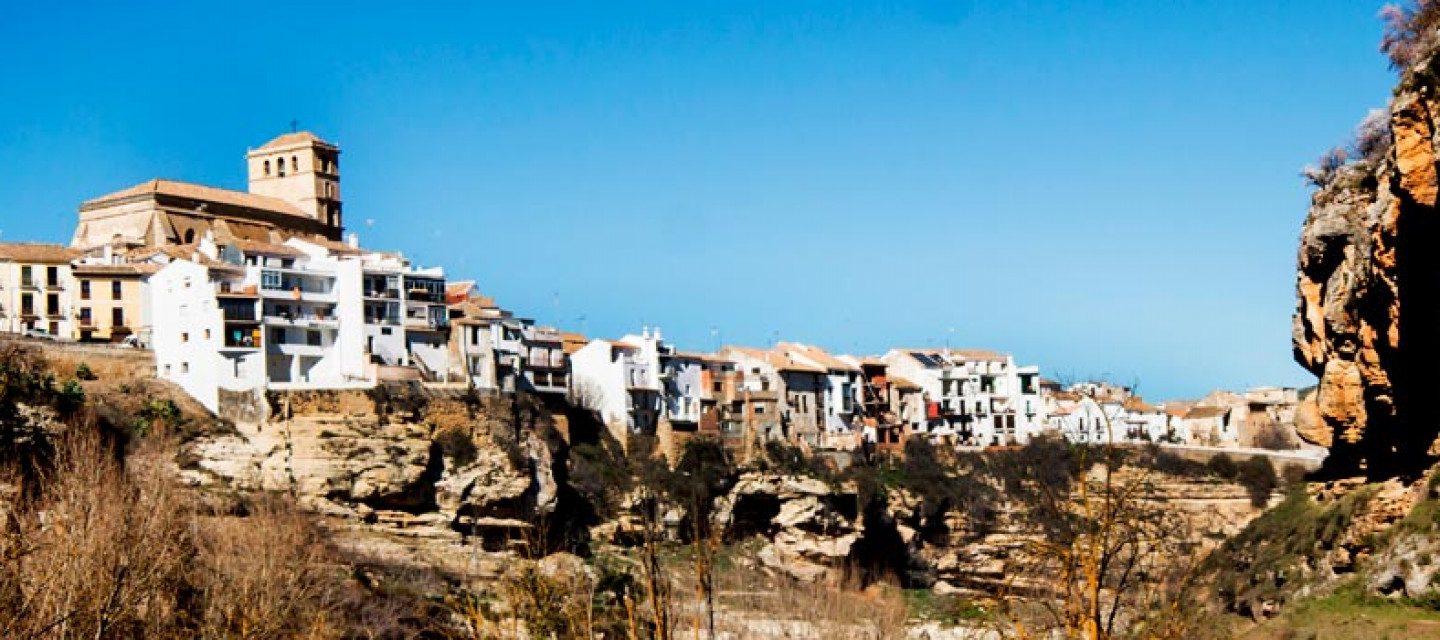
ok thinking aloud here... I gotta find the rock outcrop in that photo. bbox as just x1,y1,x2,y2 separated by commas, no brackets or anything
1294,54,1440,478
179,387,566,576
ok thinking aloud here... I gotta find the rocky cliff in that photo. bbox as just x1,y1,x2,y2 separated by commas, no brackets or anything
1294,49,1440,479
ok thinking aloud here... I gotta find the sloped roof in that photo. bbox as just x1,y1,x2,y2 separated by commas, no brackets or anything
889,376,922,390
1123,397,1159,413
0,243,80,264
897,347,1009,366
1183,406,1229,420
71,263,161,276
228,239,303,257
82,178,307,218
777,342,861,372
257,131,333,150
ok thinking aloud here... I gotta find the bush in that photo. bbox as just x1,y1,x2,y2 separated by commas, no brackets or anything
75,362,96,381
1237,456,1279,508
1207,453,1238,480
435,427,478,467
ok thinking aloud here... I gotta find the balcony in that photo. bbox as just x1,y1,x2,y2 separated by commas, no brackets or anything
403,316,448,331
263,313,339,329
21,279,37,290
365,289,401,300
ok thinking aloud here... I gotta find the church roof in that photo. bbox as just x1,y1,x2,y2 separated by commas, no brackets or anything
81,179,307,218
257,131,334,150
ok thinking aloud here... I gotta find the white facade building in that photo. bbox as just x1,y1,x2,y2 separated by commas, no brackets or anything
150,236,373,414
881,348,1045,446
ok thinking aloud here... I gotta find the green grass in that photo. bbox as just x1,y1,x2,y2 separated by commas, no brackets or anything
1239,579,1440,640
901,589,989,626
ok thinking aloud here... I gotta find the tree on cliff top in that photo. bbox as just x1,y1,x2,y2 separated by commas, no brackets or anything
1382,1,1440,70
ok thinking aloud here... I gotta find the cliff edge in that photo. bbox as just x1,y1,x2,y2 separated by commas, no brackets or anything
1295,15,1440,479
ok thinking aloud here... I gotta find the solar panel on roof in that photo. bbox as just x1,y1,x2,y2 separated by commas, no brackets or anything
911,352,941,367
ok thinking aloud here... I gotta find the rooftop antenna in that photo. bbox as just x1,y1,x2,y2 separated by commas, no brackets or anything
945,326,955,358
576,314,588,337
290,119,299,133
710,325,719,352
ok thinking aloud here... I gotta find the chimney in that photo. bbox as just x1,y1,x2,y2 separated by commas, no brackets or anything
642,326,650,340
347,233,359,249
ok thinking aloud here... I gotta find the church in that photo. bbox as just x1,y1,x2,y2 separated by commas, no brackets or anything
71,131,345,250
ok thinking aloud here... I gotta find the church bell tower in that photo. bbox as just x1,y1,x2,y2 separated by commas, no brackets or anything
246,131,343,236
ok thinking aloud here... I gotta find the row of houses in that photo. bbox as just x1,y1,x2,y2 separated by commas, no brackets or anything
0,129,1303,460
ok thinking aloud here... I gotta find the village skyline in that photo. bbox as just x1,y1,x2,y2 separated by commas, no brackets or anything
0,2,1400,399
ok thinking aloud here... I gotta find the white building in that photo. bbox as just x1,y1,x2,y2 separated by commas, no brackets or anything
569,329,667,446
881,348,1046,446
150,236,373,413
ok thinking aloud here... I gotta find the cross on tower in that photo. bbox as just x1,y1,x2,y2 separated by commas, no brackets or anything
290,119,298,133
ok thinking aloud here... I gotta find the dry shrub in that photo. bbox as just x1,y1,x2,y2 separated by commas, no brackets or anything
187,497,351,639
705,563,909,639
1381,0,1440,70
0,428,384,639
0,430,190,639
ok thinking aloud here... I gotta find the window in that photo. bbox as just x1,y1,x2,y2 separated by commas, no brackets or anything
184,229,196,244
181,362,189,374
291,155,298,171
163,364,171,376
111,280,122,299
306,330,321,346
264,160,271,176
262,271,282,290
46,267,58,287
204,329,211,340
78,307,91,325
277,157,286,176
20,266,32,287
714,382,723,393
80,280,90,299
46,294,59,315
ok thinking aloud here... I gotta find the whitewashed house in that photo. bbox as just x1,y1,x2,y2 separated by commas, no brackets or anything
881,348,1046,446
569,328,667,446
150,235,372,414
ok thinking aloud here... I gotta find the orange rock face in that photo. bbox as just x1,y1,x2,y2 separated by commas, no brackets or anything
1293,81,1440,479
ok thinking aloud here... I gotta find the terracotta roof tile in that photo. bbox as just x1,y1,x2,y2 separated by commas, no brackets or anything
0,243,80,264
82,179,307,218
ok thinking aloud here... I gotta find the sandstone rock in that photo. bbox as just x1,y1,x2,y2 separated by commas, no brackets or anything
1294,68,1440,477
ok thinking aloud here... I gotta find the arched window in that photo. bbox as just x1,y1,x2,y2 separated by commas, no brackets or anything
292,156,298,171
184,229,196,243
277,157,286,176
264,160,271,176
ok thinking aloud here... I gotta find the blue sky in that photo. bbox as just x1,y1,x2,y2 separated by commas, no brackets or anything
0,1,1397,400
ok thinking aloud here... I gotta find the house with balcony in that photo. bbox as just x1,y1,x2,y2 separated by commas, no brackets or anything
0,243,81,337
447,293,559,395
774,342,863,441
522,326,568,395
882,347,1046,447
150,236,372,413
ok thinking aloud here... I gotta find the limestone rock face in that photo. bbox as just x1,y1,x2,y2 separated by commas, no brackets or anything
180,389,565,574
1294,66,1440,478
